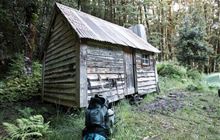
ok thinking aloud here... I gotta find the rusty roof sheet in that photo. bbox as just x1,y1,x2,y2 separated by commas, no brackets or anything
56,3,160,53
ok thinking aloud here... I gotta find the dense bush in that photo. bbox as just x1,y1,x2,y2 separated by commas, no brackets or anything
157,62,187,79
187,69,202,80
0,54,42,103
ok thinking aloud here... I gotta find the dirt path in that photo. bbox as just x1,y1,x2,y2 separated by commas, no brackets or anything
137,91,187,113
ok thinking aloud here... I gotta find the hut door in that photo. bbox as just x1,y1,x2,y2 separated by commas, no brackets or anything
124,48,135,95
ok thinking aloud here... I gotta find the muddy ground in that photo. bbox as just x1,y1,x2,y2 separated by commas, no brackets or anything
137,91,187,113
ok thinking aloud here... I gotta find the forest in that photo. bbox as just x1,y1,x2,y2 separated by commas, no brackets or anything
1,0,220,73
0,0,220,140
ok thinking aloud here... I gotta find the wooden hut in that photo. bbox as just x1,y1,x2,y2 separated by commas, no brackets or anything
42,3,160,108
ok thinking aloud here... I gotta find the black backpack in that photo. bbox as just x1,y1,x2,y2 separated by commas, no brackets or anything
85,95,108,129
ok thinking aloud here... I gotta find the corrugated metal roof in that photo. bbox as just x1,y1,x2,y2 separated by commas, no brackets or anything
56,3,160,53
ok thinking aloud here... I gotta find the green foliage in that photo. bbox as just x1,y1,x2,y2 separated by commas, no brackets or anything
159,76,190,93
176,10,213,70
0,54,42,103
186,81,209,92
157,62,209,92
47,112,84,140
187,69,202,80
157,62,187,79
3,115,50,140
7,54,25,78
18,107,35,118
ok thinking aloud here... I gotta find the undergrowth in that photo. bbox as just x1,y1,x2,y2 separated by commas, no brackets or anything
0,54,42,103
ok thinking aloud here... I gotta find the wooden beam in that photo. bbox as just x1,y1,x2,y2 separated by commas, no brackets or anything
79,44,88,107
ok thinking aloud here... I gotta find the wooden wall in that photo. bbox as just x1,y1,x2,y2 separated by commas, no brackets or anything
86,43,126,103
42,13,79,107
135,50,157,94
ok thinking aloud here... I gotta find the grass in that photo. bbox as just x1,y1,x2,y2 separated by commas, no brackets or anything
109,77,220,140
0,76,220,140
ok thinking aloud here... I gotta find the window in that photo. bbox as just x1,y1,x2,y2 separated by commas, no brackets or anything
141,54,150,65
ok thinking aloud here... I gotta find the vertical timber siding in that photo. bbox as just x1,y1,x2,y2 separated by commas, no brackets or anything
86,43,126,103
42,14,78,107
123,48,135,95
136,51,157,94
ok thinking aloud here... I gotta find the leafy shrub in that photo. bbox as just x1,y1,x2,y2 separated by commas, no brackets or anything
157,62,187,79
3,115,50,140
0,54,42,103
186,81,208,92
187,69,202,80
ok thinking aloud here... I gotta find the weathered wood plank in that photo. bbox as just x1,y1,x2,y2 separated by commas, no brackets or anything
87,67,124,74
45,59,76,71
87,65,123,69
44,78,75,84
48,32,74,52
47,38,76,59
50,22,67,40
87,52,123,58
137,74,155,78
87,61,124,68
44,72,75,80
45,65,74,76
87,73,125,80
87,59,124,65
44,88,76,95
87,55,123,62
44,83,76,89
90,80,124,86
136,64,153,69
137,77,156,82
107,94,125,103
47,35,76,55
45,52,76,67
137,81,156,87
44,93,75,101
43,97,76,107
51,19,63,32
88,89,125,97
137,72,155,77
87,46,122,55
137,70,155,73
89,83,125,90
46,49,76,65
88,85,125,93
138,85,157,90
138,88,157,95
53,14,64,27
48,29,71,47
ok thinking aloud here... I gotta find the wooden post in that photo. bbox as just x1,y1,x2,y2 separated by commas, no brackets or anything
78,43,88,107
132,49,138,93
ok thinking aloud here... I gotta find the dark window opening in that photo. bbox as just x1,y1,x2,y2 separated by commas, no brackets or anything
141,54,150,65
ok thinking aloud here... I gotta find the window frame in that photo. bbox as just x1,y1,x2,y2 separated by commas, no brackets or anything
141,54,150,66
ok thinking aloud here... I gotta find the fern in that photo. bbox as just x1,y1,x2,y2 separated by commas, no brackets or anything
18,107,34,118
3,115,50,140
